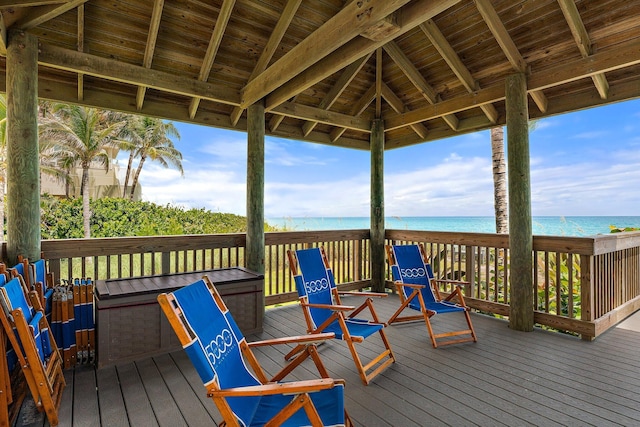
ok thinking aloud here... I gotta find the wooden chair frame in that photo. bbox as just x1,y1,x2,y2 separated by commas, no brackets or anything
287,247,396,385
0,279,65,426
158,276,352,427
386,243,477,348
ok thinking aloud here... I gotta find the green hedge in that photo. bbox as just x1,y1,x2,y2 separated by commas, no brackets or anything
40,196,275,239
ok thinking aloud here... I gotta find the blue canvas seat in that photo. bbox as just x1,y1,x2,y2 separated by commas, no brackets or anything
0,276,65,426
28,259,55,325
158,276,352,427
386,244,477,348
287,247,395,385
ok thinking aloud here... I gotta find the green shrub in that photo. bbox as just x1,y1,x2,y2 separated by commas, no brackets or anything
41,196,274,239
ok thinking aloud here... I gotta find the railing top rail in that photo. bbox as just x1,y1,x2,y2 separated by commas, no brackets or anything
41,233,247,258
385,229,635,256
265,229,370,245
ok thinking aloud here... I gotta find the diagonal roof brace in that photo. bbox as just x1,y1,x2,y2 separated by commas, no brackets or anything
240,0,413,109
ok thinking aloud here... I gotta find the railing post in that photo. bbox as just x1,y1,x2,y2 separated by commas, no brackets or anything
161,252,171,275
580,254,595,341
465,245,475,297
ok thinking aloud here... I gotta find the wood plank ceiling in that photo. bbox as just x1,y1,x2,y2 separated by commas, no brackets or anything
1,0,639,151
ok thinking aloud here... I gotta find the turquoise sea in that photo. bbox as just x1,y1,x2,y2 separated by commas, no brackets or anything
266,216,640,237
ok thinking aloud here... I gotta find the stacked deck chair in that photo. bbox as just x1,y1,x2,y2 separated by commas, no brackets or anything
158,275,352,426
287,247,395,385
28,258,56,325
0,276,65,426
386,243,477,348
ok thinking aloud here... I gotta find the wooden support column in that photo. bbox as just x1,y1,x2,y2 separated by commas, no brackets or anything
370,119,385,292
506,73,533,331
246,100,265,276
6,30,40,263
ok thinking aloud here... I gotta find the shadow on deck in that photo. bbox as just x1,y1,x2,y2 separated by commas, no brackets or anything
17,295,640,426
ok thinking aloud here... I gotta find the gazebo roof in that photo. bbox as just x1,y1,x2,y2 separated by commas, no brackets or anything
1,0,639,150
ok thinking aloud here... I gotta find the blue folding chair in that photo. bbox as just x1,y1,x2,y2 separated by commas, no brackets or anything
287,247,395,385
386,244,477,348
0,276,65,426
28,259,55,325
158,276,351,427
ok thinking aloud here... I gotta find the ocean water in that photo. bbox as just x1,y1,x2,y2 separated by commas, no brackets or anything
266,216,640,237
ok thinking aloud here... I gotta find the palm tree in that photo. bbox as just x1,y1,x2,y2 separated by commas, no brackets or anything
127,117,182,200
0,95,6,240
491,127,508,234
490,121,538,234
39,105,127,238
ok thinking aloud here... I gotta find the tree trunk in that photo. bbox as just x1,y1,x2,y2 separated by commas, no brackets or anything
123,151,135,197
491,126,508,234
129,155,146,200
82,165,90,238
0,171,4,240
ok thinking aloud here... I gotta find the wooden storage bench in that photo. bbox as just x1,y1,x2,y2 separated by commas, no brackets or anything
94,267,264,368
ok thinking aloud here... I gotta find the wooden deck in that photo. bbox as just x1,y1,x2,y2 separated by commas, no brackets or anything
17,295,640,426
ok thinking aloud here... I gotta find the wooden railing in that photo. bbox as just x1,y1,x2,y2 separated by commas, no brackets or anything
21,228,640,339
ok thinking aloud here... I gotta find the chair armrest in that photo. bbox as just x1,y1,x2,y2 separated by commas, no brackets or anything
433,279,470,286
302,302,355,311
248,332,335,348
395,283,426,290
338,291,387,298
211,378,339,397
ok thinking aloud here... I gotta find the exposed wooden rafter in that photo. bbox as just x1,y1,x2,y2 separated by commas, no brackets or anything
0,12,7,55
263,0,462,111
12,0,86,29
76,3,83,100
330,85,376,142
384,37,640,132
241,0,422,109
420,19,498,124
557,0,609,99
189,0,236,119
302,53,372,137
375,47,382,118
383,40,459,130
230,0,303,126
0,1,67,5
381,82,428,138
135,0,164,110
474,0,548,113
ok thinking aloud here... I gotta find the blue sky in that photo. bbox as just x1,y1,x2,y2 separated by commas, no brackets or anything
122,99,640,218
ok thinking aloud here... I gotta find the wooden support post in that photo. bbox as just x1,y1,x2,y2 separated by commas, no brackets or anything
370,119,385,292
6,30,41,263
246,100,265,276
580,254,594,340
506,73,533,331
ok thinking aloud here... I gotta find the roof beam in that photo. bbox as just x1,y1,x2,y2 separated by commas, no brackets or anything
330,84,376,142
420,19,498,124
0,1,68,5
265,0,462,111
37,42,242,106
384,37,640,131
230,0,303,126
135,0,165,110
76,3,83,100
241,0,414,109
384,40,459,130
381,82,428,138
189,0,236,119
557,0,609,99
302,53,371,136
0,12,7,55
474,0,548,113
13,0,87,29
272,100,371,132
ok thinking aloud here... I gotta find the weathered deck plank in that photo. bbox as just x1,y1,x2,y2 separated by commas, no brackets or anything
18,295,640,426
